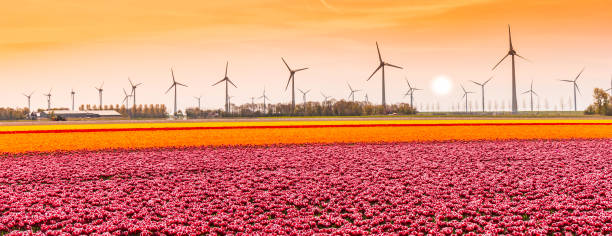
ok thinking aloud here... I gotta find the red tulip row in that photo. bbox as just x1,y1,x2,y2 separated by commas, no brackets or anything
0,139,611,235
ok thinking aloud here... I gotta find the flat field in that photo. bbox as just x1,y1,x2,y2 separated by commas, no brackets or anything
0,119,611,234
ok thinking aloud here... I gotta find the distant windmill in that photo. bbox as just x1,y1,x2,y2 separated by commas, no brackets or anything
194,95,202,110
606,75,612,96
470,76,493,112
347,83,361,102
128,78,142,110
258,87,270,112
282,58,308,112
70,89,76,111
250,96,256,107
559,68,584,111
212,62,237,113
364,93,369,103
43,89,52,110
165,68,188,116
23,91,34,112
321,92,331,104
122,88,132,112
367,42,402,110
404,79,422,108
522,80,538,112
492,25,528,114
461,84,474,112
298,89,311,105
95,82,104,109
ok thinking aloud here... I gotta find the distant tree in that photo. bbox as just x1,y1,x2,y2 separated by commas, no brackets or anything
585,88,611,115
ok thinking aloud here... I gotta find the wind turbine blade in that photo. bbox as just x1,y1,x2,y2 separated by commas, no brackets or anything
128,78,134,87
347,82,353,91
176,82,188,87
367,65,382,81
225,61,229,77
575,83,581,95
281,58,291,71
385,63,403,69
376,42,382,62
285,74,293,91
521,90,530,94
212,78,225,86
515,54,530,62
295,67,308,72
165,84,175,94
492,54,509,70
298,89,304,94
508,24,513,50
171,68,176,82
461,84,466,93
532,91,538,96
574,67,585,81
135,83,143,87
470,80,482,86
559,79,574,83
306,89,311,94
484,76,493,85
228,79,237,88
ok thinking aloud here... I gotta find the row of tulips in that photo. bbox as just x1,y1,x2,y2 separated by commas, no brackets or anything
1,139,611,234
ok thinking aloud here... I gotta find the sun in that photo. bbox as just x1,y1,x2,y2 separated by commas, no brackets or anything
431,75,452,95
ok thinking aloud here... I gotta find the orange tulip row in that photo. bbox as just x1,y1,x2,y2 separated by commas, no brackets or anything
1,122,610,154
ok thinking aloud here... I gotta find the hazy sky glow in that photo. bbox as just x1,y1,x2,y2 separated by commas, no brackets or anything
1,0,611,111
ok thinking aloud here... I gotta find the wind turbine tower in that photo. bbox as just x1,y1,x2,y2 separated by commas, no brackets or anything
559,68,584,111
282,58,308,112
404,79,421,108
347,83,361,102
212,62,237,113
70,89,76,110
492,25,528,114
23,92,34,112
461,85,474,113
194,95,202,110
129,78,142,110
470,77,493,112
522,80,538,112
95,82,104,109
367,42,403,110
43,89,52,110
298,89,311,106
258,87,270,112
165,68,188,116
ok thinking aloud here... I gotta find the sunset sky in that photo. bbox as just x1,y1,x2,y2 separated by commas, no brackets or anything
1,0,611,111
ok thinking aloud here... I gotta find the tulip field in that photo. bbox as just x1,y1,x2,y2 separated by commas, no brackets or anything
0,119,611,234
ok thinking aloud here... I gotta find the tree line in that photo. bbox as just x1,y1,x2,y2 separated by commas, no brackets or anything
79,104,168,118
585,88,612,116
186,100,417,118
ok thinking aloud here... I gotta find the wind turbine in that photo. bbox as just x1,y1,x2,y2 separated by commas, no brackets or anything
321,92,331,104
347,83,361,102
212,62,237,113
522,80,538,112
122,88,132,112
95,82,104,109
470,77,493,112
559,68,584,111
461,85,474,113
194,95,202,110
258,87,270,112
23,92,34,112
606,75,611,96
282,58,308,112
43,89,52,110
404,79,422,108
70,89,76,111
492,25,528,114
364,93,369,103
165,68,188,116
367,42,403,110
128,78,142,110
298,89,311,106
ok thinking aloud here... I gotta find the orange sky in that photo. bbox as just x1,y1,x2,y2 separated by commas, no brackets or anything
1,0,611,111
